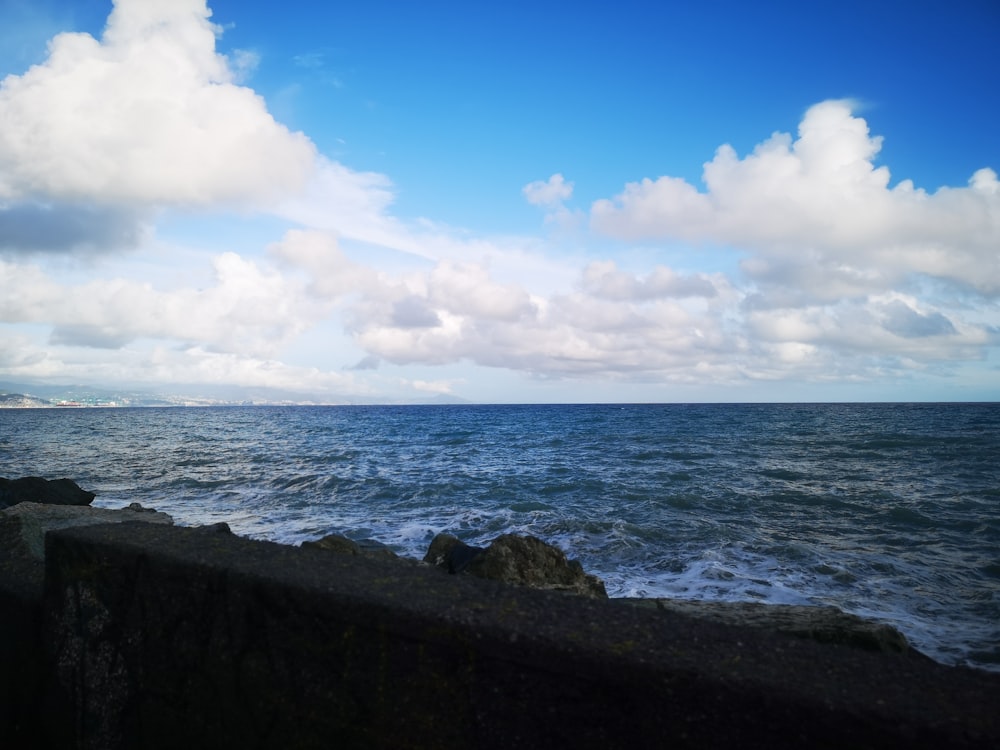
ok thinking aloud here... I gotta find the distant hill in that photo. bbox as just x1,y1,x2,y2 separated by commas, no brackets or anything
0,392,52,408
0,382,168,407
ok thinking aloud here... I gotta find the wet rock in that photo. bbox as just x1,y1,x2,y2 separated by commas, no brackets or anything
302,533,398,559
0,477,95,510
625,599,918,655
426,532,608,599
423,533,485,573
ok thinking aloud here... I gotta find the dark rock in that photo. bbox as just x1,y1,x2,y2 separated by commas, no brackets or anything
0,477,95,510
302,533,398,559
303,533,361,555
423,533,485,573
355,538,399,559
445,541,486,573
193,522,232,534
625,599,919,656
424,533,460,566
462,533,608,599
126,502,159,513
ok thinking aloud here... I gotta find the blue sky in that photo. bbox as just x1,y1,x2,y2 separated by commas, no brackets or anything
1,0,998,403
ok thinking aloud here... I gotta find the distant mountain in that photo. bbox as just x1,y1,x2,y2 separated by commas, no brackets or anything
0,381,172,407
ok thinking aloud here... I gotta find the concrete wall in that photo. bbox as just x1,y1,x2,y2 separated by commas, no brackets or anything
3,522,999,748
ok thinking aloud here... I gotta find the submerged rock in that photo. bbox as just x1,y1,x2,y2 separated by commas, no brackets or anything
625,598,918,656
425,532,608,599
0,477,95,510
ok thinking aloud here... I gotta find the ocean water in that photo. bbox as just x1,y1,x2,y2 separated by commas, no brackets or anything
2,402,998,671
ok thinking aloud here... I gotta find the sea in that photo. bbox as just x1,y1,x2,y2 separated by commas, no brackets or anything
2,402,998,672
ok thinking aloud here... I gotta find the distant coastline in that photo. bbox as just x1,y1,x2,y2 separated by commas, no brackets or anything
0,384,469,408
0,391,194,408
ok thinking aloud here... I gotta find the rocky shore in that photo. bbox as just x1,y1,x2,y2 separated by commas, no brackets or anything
3,476,999,748
0,476,925,657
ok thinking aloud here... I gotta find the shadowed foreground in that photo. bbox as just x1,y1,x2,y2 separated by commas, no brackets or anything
2,520,999,749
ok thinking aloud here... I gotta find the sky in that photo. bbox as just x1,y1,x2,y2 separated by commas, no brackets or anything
0,0,998,404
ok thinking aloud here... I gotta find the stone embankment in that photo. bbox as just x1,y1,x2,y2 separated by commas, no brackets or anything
2,477,999,748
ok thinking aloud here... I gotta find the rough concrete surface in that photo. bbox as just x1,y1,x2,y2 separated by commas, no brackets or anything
2,501,173,560
624,598,916,655
37,522,1000,750
0,503,173,748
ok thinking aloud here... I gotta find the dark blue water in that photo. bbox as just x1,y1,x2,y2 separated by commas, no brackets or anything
2,402,998,671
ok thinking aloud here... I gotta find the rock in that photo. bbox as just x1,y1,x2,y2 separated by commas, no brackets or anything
0,477,95,510
467,534,608,598
423,533,485,573
355,538,399,559
127,502,160,513
192,521,233,535
303,533,361,555
625,599,918,656
426,533,608,599
302,533,398,559
0,501,173,561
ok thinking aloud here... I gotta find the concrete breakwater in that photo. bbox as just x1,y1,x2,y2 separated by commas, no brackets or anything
0,503,998,747
1,478,999,748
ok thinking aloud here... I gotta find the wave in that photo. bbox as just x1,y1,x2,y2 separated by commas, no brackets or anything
6,401,998,672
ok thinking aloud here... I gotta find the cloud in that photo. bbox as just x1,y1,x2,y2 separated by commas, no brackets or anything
0,0,316,208
0,201,147,254
0,252,322,357
349,355,381,371
591,100,1000,296
284,242,746,380
0,0,404,264
139,346,363,393
744,294,988,369
523,173,573,207
879,299,957,339
411,378,460,395
274,158,406,251
268,228,380,298
390,296,442,329
523,173,586,233
264,219,995,388
293,52,325,69
229,48,261,82
581,260,718,301
0,338,366,395
49,324,137,349
428,261,536,321
0,0,996,405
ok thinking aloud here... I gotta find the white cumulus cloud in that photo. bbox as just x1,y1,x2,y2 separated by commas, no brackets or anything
591,100,1000,296
0,0,316,208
